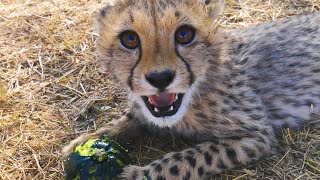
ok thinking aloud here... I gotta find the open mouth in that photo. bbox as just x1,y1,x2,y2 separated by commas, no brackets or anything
142,93,184,117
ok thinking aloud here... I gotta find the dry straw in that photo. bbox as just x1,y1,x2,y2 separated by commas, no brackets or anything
0,0,319,179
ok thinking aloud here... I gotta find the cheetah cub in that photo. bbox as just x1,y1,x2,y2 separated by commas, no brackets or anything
62,0,320,179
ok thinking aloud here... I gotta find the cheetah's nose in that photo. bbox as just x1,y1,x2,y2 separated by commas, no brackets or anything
146,70,175,90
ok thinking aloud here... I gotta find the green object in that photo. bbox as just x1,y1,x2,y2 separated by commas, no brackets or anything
63,135,131,180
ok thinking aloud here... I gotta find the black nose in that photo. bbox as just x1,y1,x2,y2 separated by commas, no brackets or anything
146,70,175,90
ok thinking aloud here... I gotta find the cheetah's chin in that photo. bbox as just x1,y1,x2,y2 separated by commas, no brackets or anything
141,93,184,117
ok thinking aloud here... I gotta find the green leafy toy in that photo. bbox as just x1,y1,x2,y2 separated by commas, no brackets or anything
63,135,131,180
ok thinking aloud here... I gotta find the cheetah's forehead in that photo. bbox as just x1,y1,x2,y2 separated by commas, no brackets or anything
97,0,217,39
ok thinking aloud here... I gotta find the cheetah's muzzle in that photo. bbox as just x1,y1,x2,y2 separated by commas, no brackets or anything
142,93,184,117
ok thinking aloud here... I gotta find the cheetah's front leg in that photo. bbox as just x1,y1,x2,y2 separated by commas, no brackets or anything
120,131,278,179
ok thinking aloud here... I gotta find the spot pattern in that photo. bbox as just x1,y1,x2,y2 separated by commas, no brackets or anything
169,165,180,176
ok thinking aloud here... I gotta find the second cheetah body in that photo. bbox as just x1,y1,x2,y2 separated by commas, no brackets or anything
62,0,320,179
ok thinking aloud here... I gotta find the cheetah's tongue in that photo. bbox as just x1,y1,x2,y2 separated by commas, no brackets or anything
149,93,176,107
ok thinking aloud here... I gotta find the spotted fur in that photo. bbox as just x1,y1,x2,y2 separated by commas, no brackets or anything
62,0,320,179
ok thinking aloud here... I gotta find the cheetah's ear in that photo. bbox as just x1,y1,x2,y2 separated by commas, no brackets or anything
200,0,225,19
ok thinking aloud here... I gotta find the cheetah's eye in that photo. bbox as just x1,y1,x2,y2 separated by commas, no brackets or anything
175,25,196,45
119,31,140,49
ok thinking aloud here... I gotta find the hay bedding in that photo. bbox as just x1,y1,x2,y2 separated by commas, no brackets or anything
0,0,319,179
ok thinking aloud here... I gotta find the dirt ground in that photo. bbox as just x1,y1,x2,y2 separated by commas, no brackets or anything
0,0,319,179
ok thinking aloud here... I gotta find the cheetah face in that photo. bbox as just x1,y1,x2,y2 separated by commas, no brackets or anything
95,0,223,127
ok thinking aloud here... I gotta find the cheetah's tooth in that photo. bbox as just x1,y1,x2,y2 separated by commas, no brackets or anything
148,97,152,104
169,106,174,111
175,94,178,101
154,107,159,112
